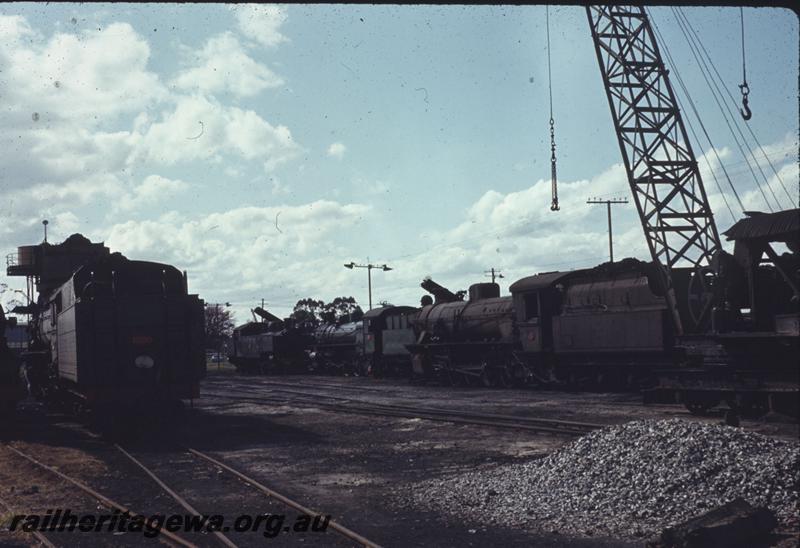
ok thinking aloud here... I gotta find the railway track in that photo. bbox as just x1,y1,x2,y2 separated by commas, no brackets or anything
5,444,197,548
204,375,682,410
3,438,382,548
201,386,604,436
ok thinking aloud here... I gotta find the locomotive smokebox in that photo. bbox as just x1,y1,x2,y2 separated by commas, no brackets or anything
468,282,500,301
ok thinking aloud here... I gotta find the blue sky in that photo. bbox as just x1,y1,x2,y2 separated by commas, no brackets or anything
0,4,797,322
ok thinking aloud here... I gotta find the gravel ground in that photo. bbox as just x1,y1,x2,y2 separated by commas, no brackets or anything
399,418,800,541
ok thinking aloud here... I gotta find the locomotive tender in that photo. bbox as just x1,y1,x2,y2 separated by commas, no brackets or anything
7,234,205,421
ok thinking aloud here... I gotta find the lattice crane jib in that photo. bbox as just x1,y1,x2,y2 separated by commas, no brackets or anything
587,5,723,334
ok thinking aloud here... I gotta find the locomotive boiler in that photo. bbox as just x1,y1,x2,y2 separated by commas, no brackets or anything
311,320,364,373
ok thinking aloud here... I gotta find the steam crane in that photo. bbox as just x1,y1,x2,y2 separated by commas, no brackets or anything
586,5,721,335
583,5,799,415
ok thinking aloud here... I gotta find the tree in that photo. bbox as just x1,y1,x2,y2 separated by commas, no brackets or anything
291,296,363,325
321,296,363,323
291,298,325,326
205,304,235,349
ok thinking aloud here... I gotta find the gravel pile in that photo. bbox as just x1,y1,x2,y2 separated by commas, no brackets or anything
400,419,799,539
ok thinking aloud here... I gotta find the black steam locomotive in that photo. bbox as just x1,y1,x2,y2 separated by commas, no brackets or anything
408,259,674,388
229,307,313,373
229,305,417,377
0,304,23,418
7,234,206,424
408,209,799,416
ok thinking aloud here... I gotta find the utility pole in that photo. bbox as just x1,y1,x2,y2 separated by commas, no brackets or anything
586,197,628,263
484,268,504,284
343,262,393,310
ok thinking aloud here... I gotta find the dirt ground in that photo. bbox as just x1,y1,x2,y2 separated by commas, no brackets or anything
1,368,797,547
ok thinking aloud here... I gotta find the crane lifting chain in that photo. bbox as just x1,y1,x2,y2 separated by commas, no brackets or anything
546,6,560,211
550,116,559,210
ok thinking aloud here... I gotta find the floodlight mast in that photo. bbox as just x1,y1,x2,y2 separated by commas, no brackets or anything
343,262,393,310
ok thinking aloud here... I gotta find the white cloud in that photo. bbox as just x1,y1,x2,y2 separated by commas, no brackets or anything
103,199,372,319
135,95,302,170
0,15,35,43
173,32,284,97
231,5,288,48
327,142,346,159
116,175,190,212
0,20,166,123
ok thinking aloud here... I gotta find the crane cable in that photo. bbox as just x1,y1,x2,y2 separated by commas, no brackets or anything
671,7,777,212
738,8,752,120
546,5,559,211
676,7,794,206
649,11,743,217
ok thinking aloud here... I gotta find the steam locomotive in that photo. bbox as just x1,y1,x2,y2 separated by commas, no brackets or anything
229,305,417,377
408,259,675,388
408,209,799,417
6,234,206,425
229,307,313,373
0,304,23,418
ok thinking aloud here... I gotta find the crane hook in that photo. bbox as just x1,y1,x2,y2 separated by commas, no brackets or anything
738,83,751,121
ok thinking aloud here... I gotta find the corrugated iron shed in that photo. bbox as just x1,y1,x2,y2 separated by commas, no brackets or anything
723,209,800,242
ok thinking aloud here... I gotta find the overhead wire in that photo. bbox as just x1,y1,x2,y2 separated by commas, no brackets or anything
670,7,777,212
676,7,796,205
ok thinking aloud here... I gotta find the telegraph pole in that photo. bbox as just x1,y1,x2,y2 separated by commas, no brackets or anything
586,197,628,263
484,268,504,284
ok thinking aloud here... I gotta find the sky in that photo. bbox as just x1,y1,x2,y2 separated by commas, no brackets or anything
0,4,797,323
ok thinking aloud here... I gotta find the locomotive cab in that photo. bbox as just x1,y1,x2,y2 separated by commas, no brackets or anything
510,271,571,355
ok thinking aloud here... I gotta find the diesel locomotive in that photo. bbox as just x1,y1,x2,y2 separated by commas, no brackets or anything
7,234,206,424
